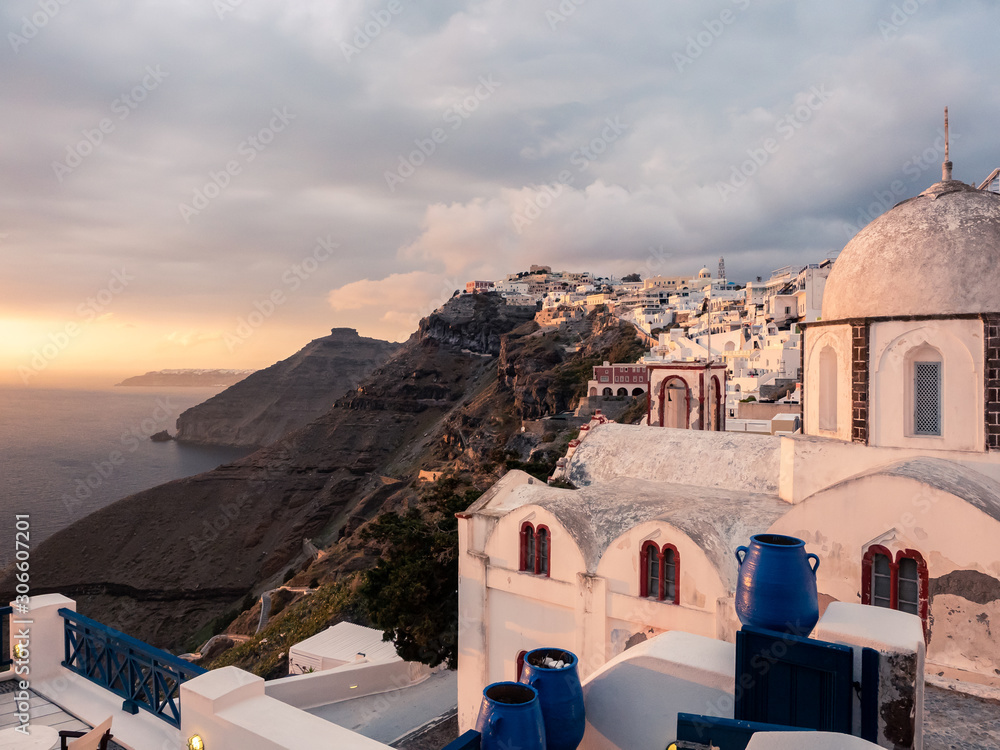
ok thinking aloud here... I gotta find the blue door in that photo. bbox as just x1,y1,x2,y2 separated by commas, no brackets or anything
735,626,854,733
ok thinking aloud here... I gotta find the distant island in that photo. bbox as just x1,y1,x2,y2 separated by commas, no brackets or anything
116,369,256,387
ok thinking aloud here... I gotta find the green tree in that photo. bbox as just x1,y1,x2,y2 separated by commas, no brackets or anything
356,477,482,668
622,273,642,283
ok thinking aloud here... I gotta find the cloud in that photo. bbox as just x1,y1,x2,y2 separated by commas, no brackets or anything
3,0,1000,366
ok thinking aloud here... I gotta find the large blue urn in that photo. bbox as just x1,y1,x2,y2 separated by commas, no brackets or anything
519,648,586,750
735,534,820,636
475,682,547,750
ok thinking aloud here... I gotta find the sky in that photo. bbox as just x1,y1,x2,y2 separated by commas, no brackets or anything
2,0,999,387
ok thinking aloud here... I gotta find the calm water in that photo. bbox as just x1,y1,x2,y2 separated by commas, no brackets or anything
0,386,252,566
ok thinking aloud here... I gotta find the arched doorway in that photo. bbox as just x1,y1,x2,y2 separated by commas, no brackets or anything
707,375,722,431
631,387,644,396
617,388,628,397
602,387,612,397
658,377,689,428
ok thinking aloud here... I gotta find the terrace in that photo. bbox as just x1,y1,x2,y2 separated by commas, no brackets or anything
1,595,997,749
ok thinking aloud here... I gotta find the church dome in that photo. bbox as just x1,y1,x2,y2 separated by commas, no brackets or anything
822,181,1000,320
698,267,711,278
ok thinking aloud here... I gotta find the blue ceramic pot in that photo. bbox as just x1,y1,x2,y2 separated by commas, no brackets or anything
475,682,547,750
519,648,585,750
735,534,820,636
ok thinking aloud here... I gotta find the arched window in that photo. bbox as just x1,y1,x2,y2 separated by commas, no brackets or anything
535,526,550,576
520,522,535,572
861,546,928,634
819,345,837,431
519,522,550,577
664,547,677,602
906,345,943,437
638,541,679,604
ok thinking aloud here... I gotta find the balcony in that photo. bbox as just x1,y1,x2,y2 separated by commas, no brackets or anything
0,595,411,749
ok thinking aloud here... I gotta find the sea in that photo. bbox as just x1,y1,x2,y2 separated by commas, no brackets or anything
0,386,252,567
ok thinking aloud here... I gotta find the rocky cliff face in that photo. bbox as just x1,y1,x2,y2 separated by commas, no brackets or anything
499,309,642,418
175,328,399,447
5,297,527,648
6,297,640,652
418,293,536,355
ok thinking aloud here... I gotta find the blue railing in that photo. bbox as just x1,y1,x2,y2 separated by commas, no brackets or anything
59,608,206,728
1,606,11,670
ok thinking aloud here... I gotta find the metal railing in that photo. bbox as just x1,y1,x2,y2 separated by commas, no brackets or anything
59,608,205,728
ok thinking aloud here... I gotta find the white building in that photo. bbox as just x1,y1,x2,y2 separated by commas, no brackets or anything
458,174,1000,736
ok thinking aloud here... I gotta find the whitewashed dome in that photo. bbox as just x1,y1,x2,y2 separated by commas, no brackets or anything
698,267,711,278
823,180,1000,321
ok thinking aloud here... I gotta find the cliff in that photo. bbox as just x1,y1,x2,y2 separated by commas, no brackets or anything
116,369,256,388
175,328,399,447
5,296,634,653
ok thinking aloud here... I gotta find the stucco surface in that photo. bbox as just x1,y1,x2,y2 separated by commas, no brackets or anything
823,181,1000,320
476,475,788,591
565,423,781,494
818,456,1000,526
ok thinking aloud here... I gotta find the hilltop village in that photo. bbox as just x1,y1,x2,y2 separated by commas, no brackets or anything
464,258,831,431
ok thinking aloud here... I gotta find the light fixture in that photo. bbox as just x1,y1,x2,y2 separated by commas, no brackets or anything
187,735,205,750
349,684,359,689
13,643,26,659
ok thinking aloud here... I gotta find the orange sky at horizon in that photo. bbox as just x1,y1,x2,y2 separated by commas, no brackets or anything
0,309,412,390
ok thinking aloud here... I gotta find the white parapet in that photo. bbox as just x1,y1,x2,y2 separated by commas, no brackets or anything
580,630,735,750
813,602,925,750
181,666,393,750
745,731,882,749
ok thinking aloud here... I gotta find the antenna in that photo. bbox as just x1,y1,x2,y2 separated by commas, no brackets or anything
942,106,953,181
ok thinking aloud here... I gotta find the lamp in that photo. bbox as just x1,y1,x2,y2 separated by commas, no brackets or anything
187,735,205,750
13,643,26,659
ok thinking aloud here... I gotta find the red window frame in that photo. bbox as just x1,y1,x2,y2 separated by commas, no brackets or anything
519,522,551,577
639,541,680,604
516,650,527,681
861,545,928,638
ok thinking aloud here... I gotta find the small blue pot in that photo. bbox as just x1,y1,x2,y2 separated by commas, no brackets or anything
735,534,820,636
519,648,585,750
475,681,546,750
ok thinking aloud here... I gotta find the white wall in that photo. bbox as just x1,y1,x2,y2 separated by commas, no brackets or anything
769,472,1000,679
803,324,852,442
869,319,983,451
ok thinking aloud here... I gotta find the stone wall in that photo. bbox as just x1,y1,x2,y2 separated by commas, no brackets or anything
984,314,1000,451
851,320,870,444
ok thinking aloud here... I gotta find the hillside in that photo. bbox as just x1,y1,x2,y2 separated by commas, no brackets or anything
175,328,399,447
4,296,642,656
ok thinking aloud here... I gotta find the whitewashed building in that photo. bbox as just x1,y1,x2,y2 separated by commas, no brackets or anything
457,174,1000,734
